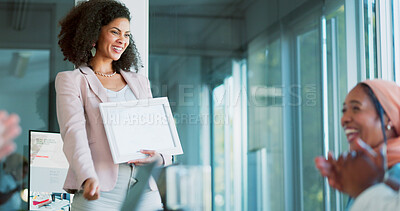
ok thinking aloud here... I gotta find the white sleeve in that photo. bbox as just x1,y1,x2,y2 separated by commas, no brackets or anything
351,183,400,211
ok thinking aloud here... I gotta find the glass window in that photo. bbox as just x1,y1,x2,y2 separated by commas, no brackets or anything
0,49,49,210
326,4,349,210
0,49,50,136
210,61,246,211
296,27,324,211
148,0,368,210
392,0,400,83
212,84,226,211
364,0,378,78
0,1,75,209
247,36,284,211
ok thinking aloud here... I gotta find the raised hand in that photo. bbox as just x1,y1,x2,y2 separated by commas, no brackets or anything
335,139,384,198
0,111,20,159
315,152,343,191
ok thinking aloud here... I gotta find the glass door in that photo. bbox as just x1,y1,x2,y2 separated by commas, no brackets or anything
247,35,284,211
211,60,247,211
325,4,349,210
294,24,324,211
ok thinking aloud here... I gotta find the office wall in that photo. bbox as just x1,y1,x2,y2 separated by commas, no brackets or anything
120,0,149,76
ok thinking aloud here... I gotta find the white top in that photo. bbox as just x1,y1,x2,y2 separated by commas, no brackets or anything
106,85,137,102
351,183,399,211
105,85,136,167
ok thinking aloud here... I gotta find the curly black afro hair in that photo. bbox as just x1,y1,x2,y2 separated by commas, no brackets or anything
58,0,142,72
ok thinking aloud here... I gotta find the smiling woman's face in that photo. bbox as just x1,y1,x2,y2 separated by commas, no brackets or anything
341,85,385,150
95,17,130,62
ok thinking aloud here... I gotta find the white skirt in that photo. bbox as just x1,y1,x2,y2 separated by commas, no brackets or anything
71,164,163,211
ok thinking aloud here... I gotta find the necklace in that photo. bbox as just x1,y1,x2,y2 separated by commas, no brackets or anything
93,70,117,77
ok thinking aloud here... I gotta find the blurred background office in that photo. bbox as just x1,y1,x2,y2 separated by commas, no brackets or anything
1,0,400,210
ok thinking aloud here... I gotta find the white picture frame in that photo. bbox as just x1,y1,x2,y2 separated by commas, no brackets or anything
99,97,183,164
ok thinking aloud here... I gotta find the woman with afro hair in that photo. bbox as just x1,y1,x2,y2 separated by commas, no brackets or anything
55,0,171,210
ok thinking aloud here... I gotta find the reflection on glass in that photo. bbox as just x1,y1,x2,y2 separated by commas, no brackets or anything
148,0,367,210
166,165,211,211
0,49,50,134
248,37,284,211
0,49,49,210
210,63,246,211
212,85,226,211
326,4,348,210
0,153,28,210
364,0,378,78
297,28,324,211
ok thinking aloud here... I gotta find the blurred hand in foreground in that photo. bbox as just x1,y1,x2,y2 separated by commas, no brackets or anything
0,111,20,159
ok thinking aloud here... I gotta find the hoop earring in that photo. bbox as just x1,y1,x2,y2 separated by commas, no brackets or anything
91,47,96,57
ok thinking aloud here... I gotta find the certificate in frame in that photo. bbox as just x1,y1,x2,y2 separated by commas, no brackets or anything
99,97,183,164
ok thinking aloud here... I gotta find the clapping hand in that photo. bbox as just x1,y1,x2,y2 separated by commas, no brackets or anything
315,139,385,198
335,140,384,197
315,151,343,191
